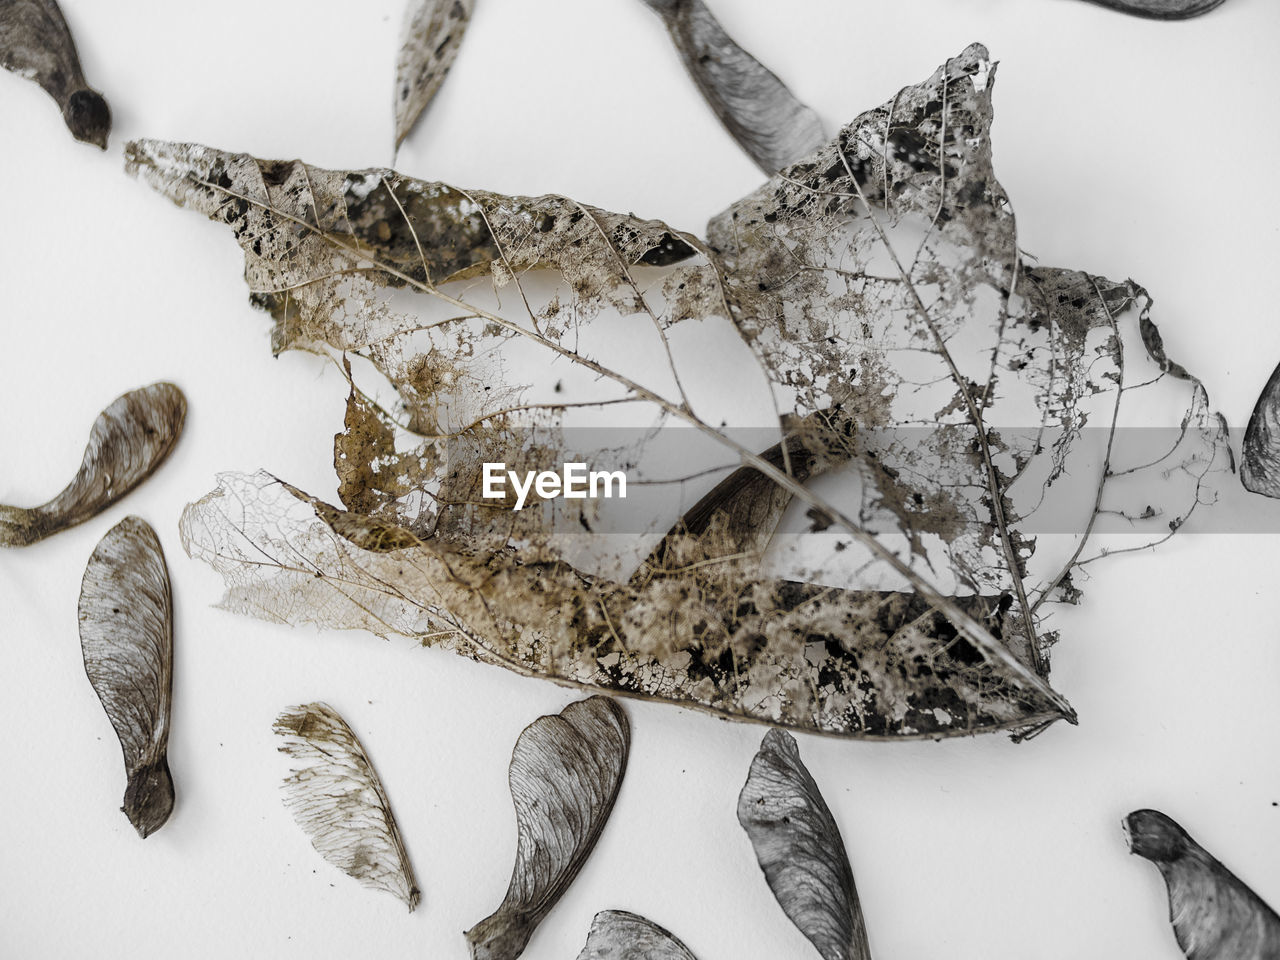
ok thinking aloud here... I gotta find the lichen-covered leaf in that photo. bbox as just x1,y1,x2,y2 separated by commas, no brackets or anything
466,696,629,960
0,0,110,147
1125,809,1280,960
641,0,825,173
134,43,1227,742
0,382,186,547
575,910,699,960
394,0,473,149
738,730,869,960
1079,0,1227,18
77,515,174,838
273,702,420,911
1242,360,1280,498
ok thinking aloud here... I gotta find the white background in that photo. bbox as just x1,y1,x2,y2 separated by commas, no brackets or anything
2,1,1279,957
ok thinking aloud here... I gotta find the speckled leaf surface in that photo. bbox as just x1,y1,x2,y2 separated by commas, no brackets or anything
640,0,825,173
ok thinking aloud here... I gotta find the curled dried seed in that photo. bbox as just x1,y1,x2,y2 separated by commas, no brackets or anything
738,730,870,960
1242,360,1280,498
575,910,698,960
0,0,110,147
1079,0,1227,18
640,0,825,173
466,696,630,960
78,516,174,838
1126,809,1280,959
0,382,186,547
274,702,420,911
394,0,474,149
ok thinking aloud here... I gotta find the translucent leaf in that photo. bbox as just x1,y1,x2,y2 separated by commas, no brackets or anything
640,0,825,173
274,702,420,911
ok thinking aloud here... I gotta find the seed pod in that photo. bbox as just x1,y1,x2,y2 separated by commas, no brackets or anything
0,0,111,147
0,383,186,547
1125,809,1280,960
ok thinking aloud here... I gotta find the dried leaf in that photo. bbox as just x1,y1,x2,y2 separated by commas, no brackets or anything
273,702,420,911
0,0,110,147
1241,360,1280,498
181,470,1070,739
394,0,473,150
1079,0,1227,18
0,382,186,547
738,730,869,960
77,515,174,838
466,696,629,960
575,910,698,960
1125,809,1280,959
132,43,1227,741
641,0,825,173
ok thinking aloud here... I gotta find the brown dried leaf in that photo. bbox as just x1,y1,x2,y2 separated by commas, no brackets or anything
181,471,1069,739
77,515,175,838
738,730,870,960
466,696,629,960
274,702,420,911
575,910,699,960
1125,809,1280,959
133,44,1226,741
0,382,186,547
1242,360,1280,498
640,0,825,173
394,0,473,150
0,0,110,147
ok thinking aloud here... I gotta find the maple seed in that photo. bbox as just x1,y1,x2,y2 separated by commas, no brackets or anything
466,697,629,960
274,703,420,911
1242,359,1280,498
0,0,111,147
574,910,699,960
134,42,1224,741
1125,809,1280,959
739,730,871,960
0,382,186,547
394,0,474,149
1079,0,1227,18
640,0,825,173
481,462,628,510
